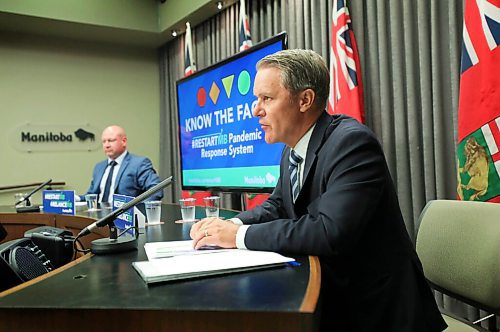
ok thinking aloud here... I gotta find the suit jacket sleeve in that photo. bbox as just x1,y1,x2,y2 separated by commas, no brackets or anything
237,124,387,257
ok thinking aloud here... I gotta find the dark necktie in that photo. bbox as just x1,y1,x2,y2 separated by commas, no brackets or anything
289,149,303,202
101,160,117,203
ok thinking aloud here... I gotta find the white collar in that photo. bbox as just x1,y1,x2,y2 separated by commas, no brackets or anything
108,150,127,165
292,124,315,160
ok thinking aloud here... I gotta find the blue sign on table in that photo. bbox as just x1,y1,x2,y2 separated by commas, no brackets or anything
112,194,135,236
42,190,75,215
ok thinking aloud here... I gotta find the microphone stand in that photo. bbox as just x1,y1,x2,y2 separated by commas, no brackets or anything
15,179,53,213
91,221,139,255
77,176,173,255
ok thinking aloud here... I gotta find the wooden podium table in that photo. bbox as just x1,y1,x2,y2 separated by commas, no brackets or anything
0,204,321,331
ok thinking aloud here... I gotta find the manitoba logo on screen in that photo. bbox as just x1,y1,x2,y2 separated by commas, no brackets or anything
195,70,252,107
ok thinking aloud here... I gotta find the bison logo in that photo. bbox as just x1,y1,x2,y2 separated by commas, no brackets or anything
74,128,95,142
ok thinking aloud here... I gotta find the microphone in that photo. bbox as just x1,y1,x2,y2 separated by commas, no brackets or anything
77,176,173,255
15,179,53,213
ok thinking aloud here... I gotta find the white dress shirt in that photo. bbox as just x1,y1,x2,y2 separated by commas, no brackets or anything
99,150,127,203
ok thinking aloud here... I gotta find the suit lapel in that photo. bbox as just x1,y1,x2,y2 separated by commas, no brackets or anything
299,112,334,200
95,162,108,191
114,153,130,190
284,112,335,209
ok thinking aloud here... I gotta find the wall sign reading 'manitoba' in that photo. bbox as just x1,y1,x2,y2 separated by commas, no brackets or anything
10,123,101,152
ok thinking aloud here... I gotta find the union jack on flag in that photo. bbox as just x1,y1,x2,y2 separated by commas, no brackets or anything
184,22,196,77
457,0,500,203
461,0,500,73
328,0,364,123
239,0,252,51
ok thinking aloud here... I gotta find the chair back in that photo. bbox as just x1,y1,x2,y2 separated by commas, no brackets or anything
416,199,500,312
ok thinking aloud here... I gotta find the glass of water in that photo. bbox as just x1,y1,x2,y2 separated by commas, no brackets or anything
203,196,220,218
144,200,162,225
179,198,196,221
85,194,98,211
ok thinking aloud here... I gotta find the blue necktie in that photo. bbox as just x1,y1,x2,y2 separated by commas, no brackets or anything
289,149,303,202
101,160,117,203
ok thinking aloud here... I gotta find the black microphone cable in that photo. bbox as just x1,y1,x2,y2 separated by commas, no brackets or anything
72,234,90,259
73,224,140,257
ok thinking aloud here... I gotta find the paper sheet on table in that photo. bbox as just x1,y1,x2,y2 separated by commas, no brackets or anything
132,249,295,284
144,240,233,260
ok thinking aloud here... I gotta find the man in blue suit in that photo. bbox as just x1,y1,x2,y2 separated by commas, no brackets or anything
190,50,446,331
81,125,163,203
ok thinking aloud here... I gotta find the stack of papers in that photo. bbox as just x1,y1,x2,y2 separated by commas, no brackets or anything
132,240,294,284
143,240,232,259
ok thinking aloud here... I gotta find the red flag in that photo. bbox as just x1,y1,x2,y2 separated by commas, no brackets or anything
184,22,196,76
328,0,364,123
181,191,213,206
238,0,252,51
457,0,500,203
245,193,270,210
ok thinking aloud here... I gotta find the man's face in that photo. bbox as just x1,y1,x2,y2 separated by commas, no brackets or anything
253,66,303,147
101,128,126,160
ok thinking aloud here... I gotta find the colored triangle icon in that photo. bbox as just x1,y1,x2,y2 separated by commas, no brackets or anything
221,75,235,98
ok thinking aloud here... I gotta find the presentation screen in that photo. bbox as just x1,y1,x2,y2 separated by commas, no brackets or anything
176,32,287,193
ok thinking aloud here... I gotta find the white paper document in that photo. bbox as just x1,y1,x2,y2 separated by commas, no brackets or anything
144,240,233,259
132,244,295,284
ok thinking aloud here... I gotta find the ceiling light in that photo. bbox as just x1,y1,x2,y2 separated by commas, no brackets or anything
172,30,177,37
217,1,223,10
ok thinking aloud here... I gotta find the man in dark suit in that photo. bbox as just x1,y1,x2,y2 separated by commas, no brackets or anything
81,125,163,203
191,49,446,331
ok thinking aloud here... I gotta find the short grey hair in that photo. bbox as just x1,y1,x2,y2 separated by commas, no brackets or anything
256,49,330,110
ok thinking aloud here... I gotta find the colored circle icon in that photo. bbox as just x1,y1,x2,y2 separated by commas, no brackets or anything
197,87,207,107
238,70,251,96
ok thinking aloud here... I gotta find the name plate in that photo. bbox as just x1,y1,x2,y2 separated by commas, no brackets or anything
42,190,75,215
112,194,145,237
